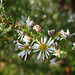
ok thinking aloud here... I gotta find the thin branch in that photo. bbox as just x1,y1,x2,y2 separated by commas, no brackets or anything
0,20,34,40
0,37,13,40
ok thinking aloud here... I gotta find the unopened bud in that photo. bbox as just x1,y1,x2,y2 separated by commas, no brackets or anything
48,29,55,36
33,25,41,32
54,42,58,48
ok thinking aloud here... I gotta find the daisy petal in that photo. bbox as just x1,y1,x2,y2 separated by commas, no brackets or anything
37,51,42,59
48,47,56,50
26,17,30,23
44,37,47,44
45,52,48,59
28,50,31,55
36,39,41,44
18,51,25,57
30,42,34,46
24,52,27,61
46,38,51,45
41,37,43,43
32,44,40,49
48,50,52,53
45,51,50,56
33,49,40,53
48,40,54,46
42,51,44,60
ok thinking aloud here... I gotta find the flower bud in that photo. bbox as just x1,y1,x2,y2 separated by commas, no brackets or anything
54,42,58,48
48,29,55,36
53,50,60,57
33,25,41,32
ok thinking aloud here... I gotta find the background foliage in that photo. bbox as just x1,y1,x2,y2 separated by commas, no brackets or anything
0,0,75,75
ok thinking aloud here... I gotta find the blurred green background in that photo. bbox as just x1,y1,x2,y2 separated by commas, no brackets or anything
0,0,75,75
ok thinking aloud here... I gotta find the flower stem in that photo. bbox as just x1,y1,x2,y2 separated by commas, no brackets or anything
0,20,34,40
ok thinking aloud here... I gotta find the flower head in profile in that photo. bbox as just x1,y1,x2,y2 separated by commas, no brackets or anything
48,29,55,36
17,42,33,61
65,29,70,38
26,17,34,28
54,42,58,48
33,25,41,32
32,37,56,61
17,30,24,41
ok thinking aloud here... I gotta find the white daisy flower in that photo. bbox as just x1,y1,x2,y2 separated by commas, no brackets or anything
26,17,34,28
55,29,71,40
53,50,61,57
17,43,33,61
32,37,56,60
55,29,67,40
73,42,75,49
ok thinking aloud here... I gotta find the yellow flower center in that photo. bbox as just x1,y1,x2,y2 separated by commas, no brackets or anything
57,32,62,37
40,44,47,51
24,46,29,51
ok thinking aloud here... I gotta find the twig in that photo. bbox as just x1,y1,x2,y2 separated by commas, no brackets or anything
0,37,13,40
0,20,34,40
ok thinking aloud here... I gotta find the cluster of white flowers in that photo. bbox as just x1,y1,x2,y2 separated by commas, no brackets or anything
15,16,75,63
15,36,56,61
